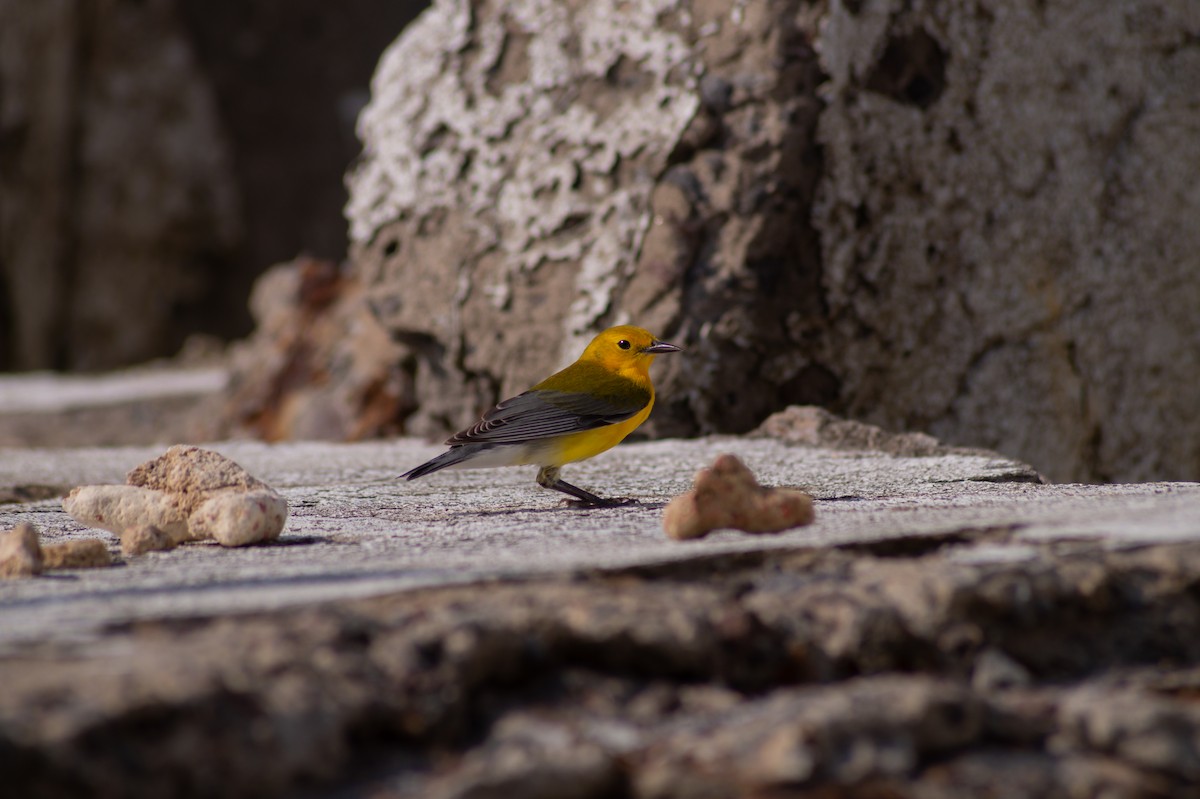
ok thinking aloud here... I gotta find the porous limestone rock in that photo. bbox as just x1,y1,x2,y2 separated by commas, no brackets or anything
41,539,112,570
662,453,814,541
189,490,287,548
127,444,268,510
0,523,112,576
63,485,192,544
0,522,43,578
216,0,829,448
756,405,951,457
120,524,176,556
63,445,288,548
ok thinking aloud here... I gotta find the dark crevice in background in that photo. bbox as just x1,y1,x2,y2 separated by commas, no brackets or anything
174,0,429,339
864,28,948,109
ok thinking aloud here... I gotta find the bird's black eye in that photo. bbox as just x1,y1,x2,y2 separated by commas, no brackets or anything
617,339,631,350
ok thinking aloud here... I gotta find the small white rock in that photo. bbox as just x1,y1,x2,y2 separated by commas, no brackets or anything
188,489,288,547
62,485,193,543
121,524,176,556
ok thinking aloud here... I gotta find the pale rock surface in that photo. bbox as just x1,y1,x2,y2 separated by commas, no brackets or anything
127,445,269,510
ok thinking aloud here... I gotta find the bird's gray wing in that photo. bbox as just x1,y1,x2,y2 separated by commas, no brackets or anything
446,387,649,446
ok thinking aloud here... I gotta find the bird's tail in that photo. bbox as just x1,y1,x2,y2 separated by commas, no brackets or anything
400,444,491,480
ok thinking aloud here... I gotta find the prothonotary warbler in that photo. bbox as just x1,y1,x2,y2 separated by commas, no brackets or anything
402,325,681,506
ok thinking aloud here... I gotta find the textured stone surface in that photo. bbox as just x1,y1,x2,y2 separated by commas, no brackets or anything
756,405,968,459
334,0,831,443
813,0,1200,482
2,417,1199,796
127,445,269,509
2,432,1198,644
344,0,707,440
0,523,113,577
3,519,1200,796
0,365,227,447
9,377,1200,797
202,257,408,442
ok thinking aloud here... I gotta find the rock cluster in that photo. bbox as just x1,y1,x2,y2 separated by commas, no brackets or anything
662,453,814,540
62,445,287,549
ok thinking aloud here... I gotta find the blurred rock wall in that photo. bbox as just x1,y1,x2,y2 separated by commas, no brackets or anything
322,0,1200,482
0,0,425,371
815,0,1200,482
0,0,237,370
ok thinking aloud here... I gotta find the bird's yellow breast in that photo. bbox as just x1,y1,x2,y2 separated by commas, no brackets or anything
541,397,654,466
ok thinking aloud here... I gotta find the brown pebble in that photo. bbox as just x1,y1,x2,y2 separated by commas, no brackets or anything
0,522,44,578
121,524,177,556
42,539,113,569
663,454,815,541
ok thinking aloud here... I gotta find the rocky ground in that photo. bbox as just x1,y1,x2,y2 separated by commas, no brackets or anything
1,399,1199,797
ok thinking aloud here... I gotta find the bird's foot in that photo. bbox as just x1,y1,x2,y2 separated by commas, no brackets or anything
563,496,639,509
538,469,637,508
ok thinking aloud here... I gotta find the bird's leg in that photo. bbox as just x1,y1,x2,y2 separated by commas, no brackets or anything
536,466,636,508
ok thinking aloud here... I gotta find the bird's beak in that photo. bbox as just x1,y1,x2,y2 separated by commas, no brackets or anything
642,339,682,354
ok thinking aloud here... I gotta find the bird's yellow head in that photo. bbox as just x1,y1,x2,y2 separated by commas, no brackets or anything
579,325,681,377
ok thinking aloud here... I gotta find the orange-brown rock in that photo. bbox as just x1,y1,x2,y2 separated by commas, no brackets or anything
663,454,814,541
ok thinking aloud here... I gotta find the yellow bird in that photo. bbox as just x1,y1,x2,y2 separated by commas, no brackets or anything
402,325,681,506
